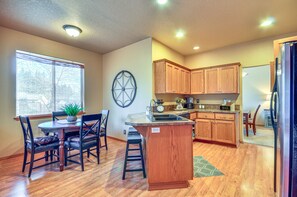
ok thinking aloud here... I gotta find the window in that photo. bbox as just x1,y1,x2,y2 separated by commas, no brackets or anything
16,50,84,116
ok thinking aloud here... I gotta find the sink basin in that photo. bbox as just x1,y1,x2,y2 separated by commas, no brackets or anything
150,114,183,121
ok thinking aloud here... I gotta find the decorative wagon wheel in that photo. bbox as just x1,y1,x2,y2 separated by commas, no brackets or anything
112,70,137,108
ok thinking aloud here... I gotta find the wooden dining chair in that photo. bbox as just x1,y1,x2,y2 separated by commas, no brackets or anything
99,110,110,150
64,113,102,171
19,116,59,177
245,104,261,135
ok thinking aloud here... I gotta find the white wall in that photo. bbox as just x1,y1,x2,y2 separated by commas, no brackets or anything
242,65,270,125
102,38,153,140
0,26,102,158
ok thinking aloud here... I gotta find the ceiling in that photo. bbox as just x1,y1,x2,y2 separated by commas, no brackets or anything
0,0,297,55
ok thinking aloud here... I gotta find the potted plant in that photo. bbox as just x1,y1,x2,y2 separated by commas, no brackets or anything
61,103,83,122
175,97,186,110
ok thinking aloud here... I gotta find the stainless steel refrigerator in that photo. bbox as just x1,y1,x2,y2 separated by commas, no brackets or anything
270,41,297,196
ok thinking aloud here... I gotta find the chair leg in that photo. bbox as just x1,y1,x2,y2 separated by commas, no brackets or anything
139,143,146,178
104,135,108,150
80,149,84,171
28,152,35,178
22,148,27,172
50,150,53,161
96,142,100,164
122,143,129,180
45,151,49,162
64,147,68,167
87,149,90,158
253,124,256,135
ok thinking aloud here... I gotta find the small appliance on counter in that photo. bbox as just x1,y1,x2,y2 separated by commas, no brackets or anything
185,97,194,109
220,99,235,111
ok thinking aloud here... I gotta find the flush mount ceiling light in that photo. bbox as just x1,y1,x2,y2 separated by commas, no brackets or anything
156,0,168,5
260,17,275,27
193,46,200,50
175,30,185,38
63,25,82,37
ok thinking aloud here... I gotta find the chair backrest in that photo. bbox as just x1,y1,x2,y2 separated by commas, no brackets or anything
19,116,34,148
253,104,261,123
52,111,67,121
80,113,102,142
101,110,110,132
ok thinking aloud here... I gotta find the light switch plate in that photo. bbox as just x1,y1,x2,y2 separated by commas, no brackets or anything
151,127,160,133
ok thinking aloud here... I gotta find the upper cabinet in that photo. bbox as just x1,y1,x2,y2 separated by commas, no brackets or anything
205,64,239,94
154,59,190,94
191,70,204,94
154,59,240,95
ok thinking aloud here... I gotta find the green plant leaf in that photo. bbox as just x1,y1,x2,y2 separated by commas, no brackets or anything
61,103,83,116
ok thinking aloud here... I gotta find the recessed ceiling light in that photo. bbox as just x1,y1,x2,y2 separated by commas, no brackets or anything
63,25,82,37
175,30,185,38
260,17,275,27
156,0,168,5
193,46,200,50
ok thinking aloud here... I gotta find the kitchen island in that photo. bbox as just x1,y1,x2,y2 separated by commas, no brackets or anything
125,113,195,191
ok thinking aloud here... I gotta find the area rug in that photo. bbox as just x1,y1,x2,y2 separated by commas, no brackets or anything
193,156,224,177
243,126,274,147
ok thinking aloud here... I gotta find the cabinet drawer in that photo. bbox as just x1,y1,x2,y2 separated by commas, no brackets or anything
190,112,197,120
215,113,234,121
197,112,214,119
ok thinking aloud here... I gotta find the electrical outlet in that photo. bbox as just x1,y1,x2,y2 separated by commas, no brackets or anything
151,127,160,133
123,130,126,135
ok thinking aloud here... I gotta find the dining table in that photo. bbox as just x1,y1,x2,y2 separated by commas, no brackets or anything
38,119,83,171
243,111,251,136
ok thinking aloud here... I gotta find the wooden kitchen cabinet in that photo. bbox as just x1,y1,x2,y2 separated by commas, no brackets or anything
212,120,235,144
204,64,239,94
191,70,204,94
195,119,212,141
154,59,190,94
195,112,239,147
204,68,219,93
219,65,238,93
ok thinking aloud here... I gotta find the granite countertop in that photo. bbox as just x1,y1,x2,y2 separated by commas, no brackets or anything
125,112,195,126
153,109,240,115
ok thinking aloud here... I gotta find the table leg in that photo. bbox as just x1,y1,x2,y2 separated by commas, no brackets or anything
244,114,248,137
58,129,65,171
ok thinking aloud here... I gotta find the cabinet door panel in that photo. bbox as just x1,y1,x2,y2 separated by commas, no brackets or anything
191,70,204,94
219,65,238,93
185,70,191,94
195,119,212,140
212,120,235,144
205,68,219,93
165,63,173,93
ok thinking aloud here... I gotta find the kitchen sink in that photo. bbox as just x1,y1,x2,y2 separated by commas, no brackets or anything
150,114,183,121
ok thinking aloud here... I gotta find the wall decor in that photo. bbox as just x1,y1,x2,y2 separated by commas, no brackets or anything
112,70,137,108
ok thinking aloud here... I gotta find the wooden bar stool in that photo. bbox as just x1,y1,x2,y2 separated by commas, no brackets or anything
122,128,146,180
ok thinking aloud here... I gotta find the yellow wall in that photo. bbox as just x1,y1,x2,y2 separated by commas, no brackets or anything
152,39,185,65
102,38,152,140
0,26,102,158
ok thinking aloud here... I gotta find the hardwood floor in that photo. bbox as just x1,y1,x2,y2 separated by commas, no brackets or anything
0,138,275,197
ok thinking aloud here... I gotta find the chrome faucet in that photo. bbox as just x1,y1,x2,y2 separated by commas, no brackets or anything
147,99,156,119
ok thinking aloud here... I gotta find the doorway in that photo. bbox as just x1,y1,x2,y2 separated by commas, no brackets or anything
242,65,274,147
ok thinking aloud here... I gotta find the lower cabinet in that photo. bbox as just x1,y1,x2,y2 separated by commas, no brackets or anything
195,112,239,147
195,119,212,141
212,120,235,144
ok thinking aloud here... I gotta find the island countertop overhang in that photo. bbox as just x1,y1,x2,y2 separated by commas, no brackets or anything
125,112,195,127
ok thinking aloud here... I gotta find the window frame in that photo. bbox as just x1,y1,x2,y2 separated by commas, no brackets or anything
15,50,85,119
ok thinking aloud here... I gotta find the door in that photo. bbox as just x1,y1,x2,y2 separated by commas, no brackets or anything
165,63,173,93
195,119,212,140
212,120,235,144
172,66,180,93
219,65,238,93
205,68,219,93
191,70,204,94
185,70,191,94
